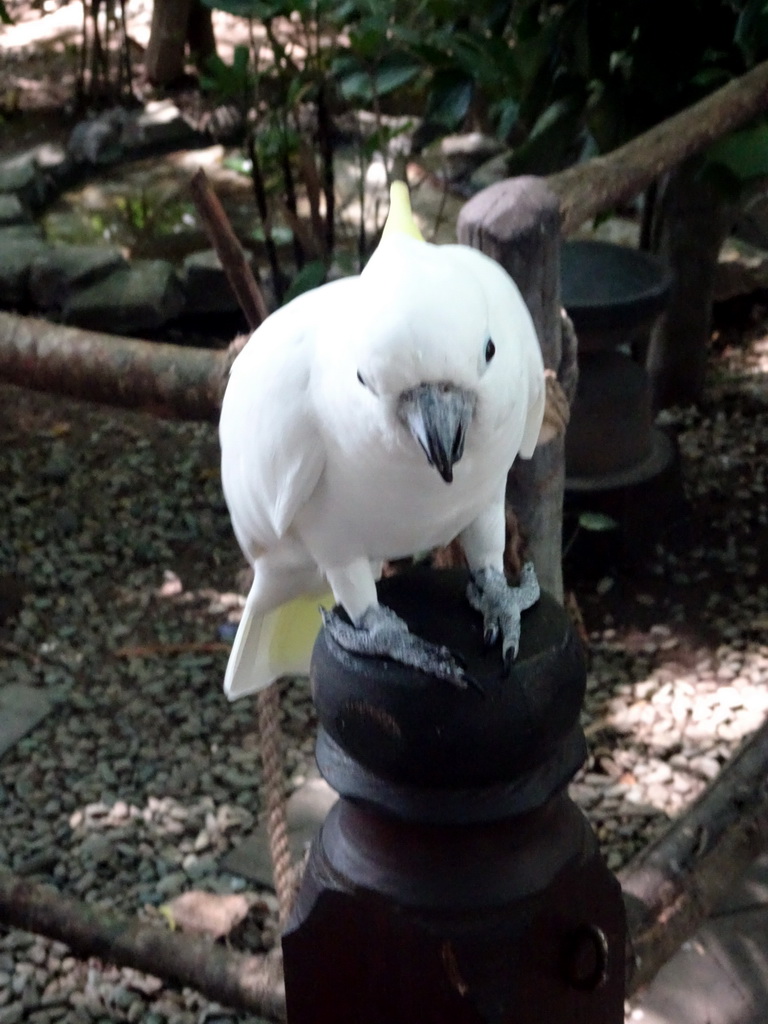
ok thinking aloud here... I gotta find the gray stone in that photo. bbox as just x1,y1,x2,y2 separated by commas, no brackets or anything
629,907,768,1024
0,685,52,759
436,132,505,183
0,1002,24,1024
62,260,184,333
40,443,73,484
180,249,244,314
154,871,187,898
0,236,49,305
0,194,29,227
16,848,59,876
30,143,70,174
735,188,768,249
29,245,127,313
183,854,218,880
128,100,201,152
79,833,113,864
0,224,43,241
715,238,768,301
67,110,131,166
716,852,768,915
0,155,47,208
468,151,512,193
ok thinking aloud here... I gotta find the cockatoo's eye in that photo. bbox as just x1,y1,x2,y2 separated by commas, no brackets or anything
485,339,496,363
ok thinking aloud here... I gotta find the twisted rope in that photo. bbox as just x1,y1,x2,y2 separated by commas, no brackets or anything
256,684,298,927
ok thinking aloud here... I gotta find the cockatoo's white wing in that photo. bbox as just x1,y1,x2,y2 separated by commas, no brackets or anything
220,278,362,701
220,277,358,561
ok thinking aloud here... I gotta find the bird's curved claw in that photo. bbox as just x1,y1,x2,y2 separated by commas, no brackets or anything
468,562,540,666
321,605,482,693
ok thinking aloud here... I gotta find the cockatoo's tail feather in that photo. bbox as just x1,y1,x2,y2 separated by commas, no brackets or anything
381,181,424,242
224,590,335,700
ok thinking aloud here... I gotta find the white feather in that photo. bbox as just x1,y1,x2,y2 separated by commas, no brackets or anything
219,232,545,698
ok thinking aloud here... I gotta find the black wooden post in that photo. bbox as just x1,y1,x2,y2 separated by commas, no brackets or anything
282,568,625,1023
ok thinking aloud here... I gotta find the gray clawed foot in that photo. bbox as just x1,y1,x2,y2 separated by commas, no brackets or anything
467,562,540,664
322,604,481,692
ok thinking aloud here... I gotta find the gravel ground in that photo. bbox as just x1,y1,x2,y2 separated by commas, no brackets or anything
0,324,766,1022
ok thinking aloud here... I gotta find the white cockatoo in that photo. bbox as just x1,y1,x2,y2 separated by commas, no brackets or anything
220,181,546,700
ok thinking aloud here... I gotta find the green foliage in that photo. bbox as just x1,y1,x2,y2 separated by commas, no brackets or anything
195,0,768,302
698,119,768,197
706,121,768,181
0,0,12,24
282,259,327,303
200,46,254,104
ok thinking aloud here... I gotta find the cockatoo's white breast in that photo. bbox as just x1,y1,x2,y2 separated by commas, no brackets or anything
290,235,544,566
221,232,544,574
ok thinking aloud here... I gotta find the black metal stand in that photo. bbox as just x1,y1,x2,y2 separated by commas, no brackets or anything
282,568,626,1023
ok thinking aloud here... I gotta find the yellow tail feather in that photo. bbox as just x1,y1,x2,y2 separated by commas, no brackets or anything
224,591,335,700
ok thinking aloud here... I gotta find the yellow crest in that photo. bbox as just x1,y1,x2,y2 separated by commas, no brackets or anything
381,181,424,242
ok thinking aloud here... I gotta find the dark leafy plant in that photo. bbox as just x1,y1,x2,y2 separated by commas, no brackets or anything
197,0,768,302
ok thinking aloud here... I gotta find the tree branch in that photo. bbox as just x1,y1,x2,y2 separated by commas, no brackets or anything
0,868,287,1021
621,715,768,995
189,169,269,331
548,59,768,233
0,312,230,420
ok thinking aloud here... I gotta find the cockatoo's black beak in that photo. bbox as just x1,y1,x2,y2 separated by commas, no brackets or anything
398,383,476,483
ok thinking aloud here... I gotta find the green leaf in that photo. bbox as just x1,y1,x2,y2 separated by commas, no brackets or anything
705,122,768,182
336,54,421,102
492,97,520,140
200,51,253,100
233,44,250,75
0,0,12,25
424,71,473,130
373,59,422,97
282,260,327,304
578,512,619,533
222,154,252,175
348,24,388,61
